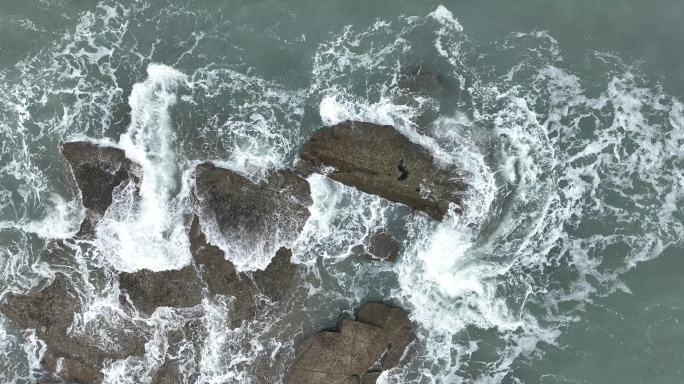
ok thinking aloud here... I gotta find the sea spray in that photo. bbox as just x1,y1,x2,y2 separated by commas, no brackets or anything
95,64,193,273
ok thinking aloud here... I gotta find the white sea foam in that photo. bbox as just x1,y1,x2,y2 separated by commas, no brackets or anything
94,63,193,273
3,2,684,383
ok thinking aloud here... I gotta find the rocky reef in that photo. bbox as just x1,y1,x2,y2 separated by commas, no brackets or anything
1,276,149,382
0,106,469,382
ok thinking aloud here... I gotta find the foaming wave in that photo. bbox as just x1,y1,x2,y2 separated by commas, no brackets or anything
95,63,192,272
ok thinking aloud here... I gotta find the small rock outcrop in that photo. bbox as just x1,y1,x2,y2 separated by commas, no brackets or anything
0,275,148,383
62,141,139,237
119,266,204,316
298,120,467,220
189,216,303,328
194,163,311,259
398,67,445,96
395,66,465,129
351,230,400,262
287,303,415,384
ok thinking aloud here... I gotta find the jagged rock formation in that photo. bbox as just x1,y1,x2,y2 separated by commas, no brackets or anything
287,303,415,384
194,163,311,260
1,140,423,383
298,120,467,220
0,275,149,383
189,215,303,328
62,141,139,238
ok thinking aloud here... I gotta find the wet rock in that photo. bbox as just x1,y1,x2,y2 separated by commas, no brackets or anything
151,362,182,384
395,66,467,132
0,275,148,383
62,141,139,238
287,303,415,384
252,247,301,302
34,376,63,384
361,372,381,384
119,266,204,316
189,216,303,328
194,163,311,260
298,120,467,220
398,66,445,96
151,322,200,384
351,230,400,262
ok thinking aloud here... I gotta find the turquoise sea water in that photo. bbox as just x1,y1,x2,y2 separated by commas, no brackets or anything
1,1,684,383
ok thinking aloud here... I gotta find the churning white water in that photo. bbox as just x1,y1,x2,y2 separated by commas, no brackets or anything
1,2,684,383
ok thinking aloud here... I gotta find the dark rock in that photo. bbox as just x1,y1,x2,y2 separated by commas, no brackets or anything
252,247,300,302
352,230,400,262
298,121,467,220
151,362,182,384
189,216,303,328
398,67,444,96
35,376,63,384
189,215,256,327
119,266,204,316
151,323,199,384
396,66,467,131
62,141,139,238
287,303,415,384
194,163,311,260
361,372,381,384
0,275,148,383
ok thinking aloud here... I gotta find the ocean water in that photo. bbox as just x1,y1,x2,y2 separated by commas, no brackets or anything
1,1,684,383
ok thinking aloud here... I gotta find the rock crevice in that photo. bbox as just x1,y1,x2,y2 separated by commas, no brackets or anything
287,303,415,384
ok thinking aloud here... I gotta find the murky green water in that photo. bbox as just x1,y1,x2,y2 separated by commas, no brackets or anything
1,1,683,383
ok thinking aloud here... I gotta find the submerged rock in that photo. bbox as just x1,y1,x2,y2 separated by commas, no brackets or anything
119,266,204,316
395,66,465,130
398,66,445,96
62,141,139,237
298,120,467,220
0,275,148,383
287,303,415,384
351,230,400,262
194,163,311,262
189,215,304,328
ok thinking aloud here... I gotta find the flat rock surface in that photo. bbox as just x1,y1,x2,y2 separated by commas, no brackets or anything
298,120,466,220
287,303,415,384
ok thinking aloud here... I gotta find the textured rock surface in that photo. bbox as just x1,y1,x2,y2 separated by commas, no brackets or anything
119,266,204,316
194,163,311,260
151,363,182,384
189,215,303,328
287,303,415,384
151,324,198,384
298,120,467,220
0,275,148,383
62,141,139,237
360,372,382,384
352,230,400,262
